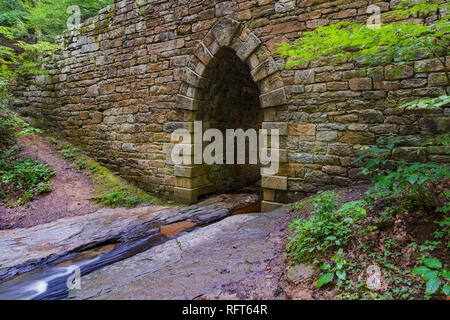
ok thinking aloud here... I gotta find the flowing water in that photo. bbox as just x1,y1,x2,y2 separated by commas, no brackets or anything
0,192,263,300
0,229,199,299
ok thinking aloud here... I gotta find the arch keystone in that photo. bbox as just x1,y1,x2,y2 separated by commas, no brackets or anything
211,18,240,47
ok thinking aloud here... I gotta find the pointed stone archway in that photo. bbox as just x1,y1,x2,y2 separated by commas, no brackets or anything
170,18,288,211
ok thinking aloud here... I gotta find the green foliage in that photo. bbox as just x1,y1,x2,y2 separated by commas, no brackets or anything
412,257,449,296
0,25,56,205
419,240,442,252
276,0,450,143
76,158,87,171
316,271,334,289
277,1,449,72
0,26,60,81
0,0,114,42
0,26,59,144
0,145,53,206
387,0,447,19
61,148,75,161
287,191,366,263
282,0,449,299
103,191,140,209
356,132,450,214
125,194,140,208
434,216,450,242
0,108,41,137
399,95,450,109
1,159,52,188
367,162,449,210
354,137,396,177
0,0,111,141
316,249,351,288
279,21,446,68
0,0,29,29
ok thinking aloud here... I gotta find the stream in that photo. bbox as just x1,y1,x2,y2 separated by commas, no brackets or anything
0,227,200,299
0,193,267,300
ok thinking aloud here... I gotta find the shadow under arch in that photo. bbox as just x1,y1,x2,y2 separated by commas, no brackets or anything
171,18,288,208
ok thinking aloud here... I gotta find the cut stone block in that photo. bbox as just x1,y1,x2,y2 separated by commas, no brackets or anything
261,175,288,190
259,88,287,108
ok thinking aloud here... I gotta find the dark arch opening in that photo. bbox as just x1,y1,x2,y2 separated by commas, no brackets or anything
200,47,263,194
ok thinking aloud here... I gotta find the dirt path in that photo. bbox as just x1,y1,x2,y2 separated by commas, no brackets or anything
0,135,99,229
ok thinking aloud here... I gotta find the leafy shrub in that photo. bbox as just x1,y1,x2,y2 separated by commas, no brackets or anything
2,159,53,189
279,0,449,299
287,191,366,263
0,146,54,206
0,25,58,147
370,163,449,211
354,137,396,177
3,0,114,42
104,191,125,208
316,249,353,288
412,257,450,296
356,134,450,214
125,194,139,208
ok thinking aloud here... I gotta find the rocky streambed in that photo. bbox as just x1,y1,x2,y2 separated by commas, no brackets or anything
68,208,290,300
0,193,276,300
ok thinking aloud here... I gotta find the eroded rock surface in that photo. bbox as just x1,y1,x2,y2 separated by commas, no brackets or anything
68,208,289,300
0,193,261,281
0,206,166,281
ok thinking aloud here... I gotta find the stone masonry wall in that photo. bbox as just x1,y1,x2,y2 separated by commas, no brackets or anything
12,0,450,209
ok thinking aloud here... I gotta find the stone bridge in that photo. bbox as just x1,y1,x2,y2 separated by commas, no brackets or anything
13,0,450,210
